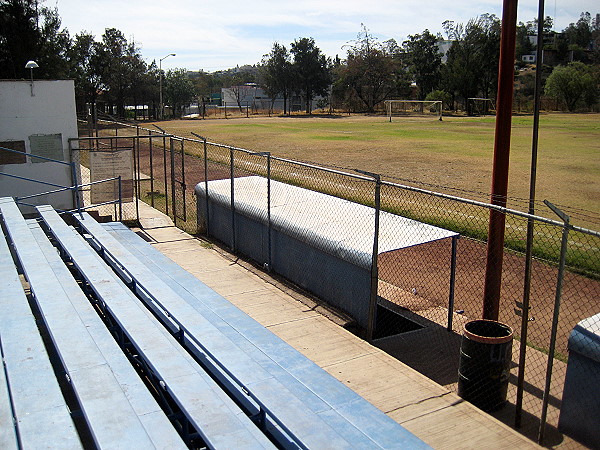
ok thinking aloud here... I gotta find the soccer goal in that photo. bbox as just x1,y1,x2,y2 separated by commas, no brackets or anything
385,100,442,122
467,98,496,116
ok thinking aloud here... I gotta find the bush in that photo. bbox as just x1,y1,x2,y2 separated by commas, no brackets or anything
425,90,453,110
544,62,598,111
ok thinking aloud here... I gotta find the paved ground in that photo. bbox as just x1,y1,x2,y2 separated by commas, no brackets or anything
133,201,540,450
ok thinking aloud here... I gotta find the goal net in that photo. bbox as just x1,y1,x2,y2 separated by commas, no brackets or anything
467,98,495,116
385,100,442,122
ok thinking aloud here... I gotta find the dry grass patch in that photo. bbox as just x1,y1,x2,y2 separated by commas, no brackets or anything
149,113,599,228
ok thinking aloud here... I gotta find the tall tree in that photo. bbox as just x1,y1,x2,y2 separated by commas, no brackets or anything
0,0,69,79
97,28,127,116
402,29,442,99
164,68,196,118
544,62,598,111
441,15,501,110
593,14,600,64
261,42,293,114
191,70,217,99
36,5,70,78
334,26,402,112
563,12,593,49
139,61,160,119
127,47,150,120
67,32,104,112
562,12,596,62
290,37,331,114
97,28,144,117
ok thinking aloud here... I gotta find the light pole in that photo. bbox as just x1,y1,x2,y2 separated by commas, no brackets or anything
159,53,176,120
25,60,39,96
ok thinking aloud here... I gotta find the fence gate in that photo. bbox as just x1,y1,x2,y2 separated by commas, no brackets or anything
169,137,187,225
69,136,140,222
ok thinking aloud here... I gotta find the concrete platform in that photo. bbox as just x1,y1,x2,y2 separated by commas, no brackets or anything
134,201,539,449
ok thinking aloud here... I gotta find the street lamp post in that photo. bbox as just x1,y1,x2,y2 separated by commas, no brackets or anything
159,53,176,120
25,60,39,96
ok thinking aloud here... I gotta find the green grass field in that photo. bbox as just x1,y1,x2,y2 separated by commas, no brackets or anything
153,113,599,229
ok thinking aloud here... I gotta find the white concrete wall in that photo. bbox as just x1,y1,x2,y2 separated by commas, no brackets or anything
0,80,78,213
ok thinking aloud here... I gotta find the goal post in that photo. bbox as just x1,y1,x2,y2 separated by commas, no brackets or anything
385,100,442,122
467,98,496,116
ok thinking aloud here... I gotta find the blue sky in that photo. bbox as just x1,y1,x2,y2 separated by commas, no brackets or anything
55,0,597,72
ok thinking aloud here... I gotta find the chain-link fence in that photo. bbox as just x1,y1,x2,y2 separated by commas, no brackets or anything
76,118,600,449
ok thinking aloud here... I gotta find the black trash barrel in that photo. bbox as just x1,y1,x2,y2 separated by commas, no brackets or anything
458,319,513,411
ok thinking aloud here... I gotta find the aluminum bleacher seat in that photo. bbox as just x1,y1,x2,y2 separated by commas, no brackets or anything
0,198,81,449
1,195,429,449
72,211,430,449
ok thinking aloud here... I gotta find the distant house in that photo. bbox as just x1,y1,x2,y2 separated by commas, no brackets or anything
522,54,536,63
437,40,453,63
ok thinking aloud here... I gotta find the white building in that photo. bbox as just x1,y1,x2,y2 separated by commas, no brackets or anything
0,79,78,213
221,85,321,112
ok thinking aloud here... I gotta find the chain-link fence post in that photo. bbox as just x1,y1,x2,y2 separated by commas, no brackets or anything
515,210,536,427
152,124,169,217
538,200,570,445
149,134,155,207
192,132,210,236
179,138,187,222
134,125,142,220
170,137,177,227
447,235,459,331
68,136,82,214
230,147,236,251
204,137,209,235
267,152,272,270
70,160,81,214
356,170,381,341
250,151,272,269
118,175,123,222
131,136,139,221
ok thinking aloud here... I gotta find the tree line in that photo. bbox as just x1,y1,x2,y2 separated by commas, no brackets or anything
1,0,598,117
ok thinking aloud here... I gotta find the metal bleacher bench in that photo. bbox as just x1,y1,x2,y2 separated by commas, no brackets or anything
0,201,80,449
1,196,429,449
1,197,186,449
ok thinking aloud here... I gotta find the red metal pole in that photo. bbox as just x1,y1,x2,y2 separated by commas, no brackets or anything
482,0,519,320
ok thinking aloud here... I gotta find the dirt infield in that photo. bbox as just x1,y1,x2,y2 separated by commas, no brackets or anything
379,237,600,355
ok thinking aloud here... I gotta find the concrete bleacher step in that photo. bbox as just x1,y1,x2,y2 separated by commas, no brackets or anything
85,210,114,223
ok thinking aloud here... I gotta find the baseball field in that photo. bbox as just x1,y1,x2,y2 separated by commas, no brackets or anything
154,113,599,229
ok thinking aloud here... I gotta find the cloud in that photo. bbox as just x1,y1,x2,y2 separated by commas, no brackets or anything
56,0,597,71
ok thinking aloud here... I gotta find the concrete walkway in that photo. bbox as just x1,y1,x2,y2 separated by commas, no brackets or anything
134,201,539,449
